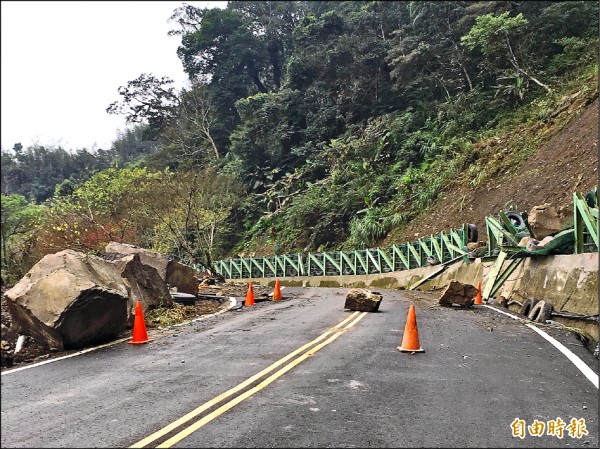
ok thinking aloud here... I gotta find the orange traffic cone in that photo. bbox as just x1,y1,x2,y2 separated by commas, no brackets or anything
397,305,424,353
474,281,483,305
273,278,282,301
245,282,255,306
129,301,153,344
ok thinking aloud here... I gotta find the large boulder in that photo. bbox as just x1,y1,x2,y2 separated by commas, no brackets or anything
439,281,478,308
3,250,129,349
344,288,383,312
103,253,173,325
527,203,563,239
166,261,198,295
105,242,198,295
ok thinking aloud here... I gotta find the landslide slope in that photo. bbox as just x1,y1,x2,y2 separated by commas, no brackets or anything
383,92,599,245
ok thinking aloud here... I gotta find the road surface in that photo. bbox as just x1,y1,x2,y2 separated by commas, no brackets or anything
1,287,598,448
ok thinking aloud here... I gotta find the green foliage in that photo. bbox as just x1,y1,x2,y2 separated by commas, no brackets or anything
106,74,180,139
40,166,158,253
142,167,245,269
535,1,599,40
1,126,157,204
34,164,244,273
111,125,158,165
230,89,305,177
348,214,386,249
461,10,554,95
548,37,599,76
461,12,528,55
388,1,472,105
1,194,45,284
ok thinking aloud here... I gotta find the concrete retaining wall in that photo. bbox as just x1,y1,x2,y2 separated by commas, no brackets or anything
231,253,598,342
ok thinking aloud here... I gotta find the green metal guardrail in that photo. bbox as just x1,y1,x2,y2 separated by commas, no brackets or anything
214,224,470,279
574,189,598,254
215,188,598,281
485,209,534,255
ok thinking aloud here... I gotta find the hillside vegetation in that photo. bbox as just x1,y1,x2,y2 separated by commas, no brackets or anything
1,1,598,284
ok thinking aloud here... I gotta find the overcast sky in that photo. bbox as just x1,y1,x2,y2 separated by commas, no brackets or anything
1,1,227,152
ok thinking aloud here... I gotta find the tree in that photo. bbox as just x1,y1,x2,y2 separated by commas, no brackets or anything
136,167,245,273
176,7,269,92
110,124,158,165
37,163,244,274
106,73,180,139
169,3,304,147
288,2,401,139
39,167,158,254
1,194,45,284
461,12,553,94
1,143,109,204
159,82,221,165
108,73,223,168
229,1,305,89
230,88,305,180
388,1,474,102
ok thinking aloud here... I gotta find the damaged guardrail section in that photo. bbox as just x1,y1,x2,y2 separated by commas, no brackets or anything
574,190,599,254
213,225,470,280
485,188,598,256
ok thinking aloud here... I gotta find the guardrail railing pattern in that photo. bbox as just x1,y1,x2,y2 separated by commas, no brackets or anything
214,224,469,279
214,189,598,280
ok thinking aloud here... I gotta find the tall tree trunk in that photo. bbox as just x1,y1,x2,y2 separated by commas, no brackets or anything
268,40,282,89
453,43,473,91
250,69,268,93
505,35,552,93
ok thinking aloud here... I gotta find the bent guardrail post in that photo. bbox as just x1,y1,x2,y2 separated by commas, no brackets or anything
486,217,498,256
574,191,599,253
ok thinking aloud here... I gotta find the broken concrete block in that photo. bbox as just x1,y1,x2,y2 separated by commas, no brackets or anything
537,235,554,247
518,236,537,247
438,281,478,308
344,288,383,312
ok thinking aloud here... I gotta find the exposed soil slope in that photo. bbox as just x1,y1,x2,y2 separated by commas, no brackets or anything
387,96,599,244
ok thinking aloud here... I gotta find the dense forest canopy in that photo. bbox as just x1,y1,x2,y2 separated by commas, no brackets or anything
2,1,598,284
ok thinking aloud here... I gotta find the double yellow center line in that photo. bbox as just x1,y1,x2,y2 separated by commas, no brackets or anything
130,311,368,448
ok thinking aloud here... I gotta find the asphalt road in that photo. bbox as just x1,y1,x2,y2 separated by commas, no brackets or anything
1,287,598,448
